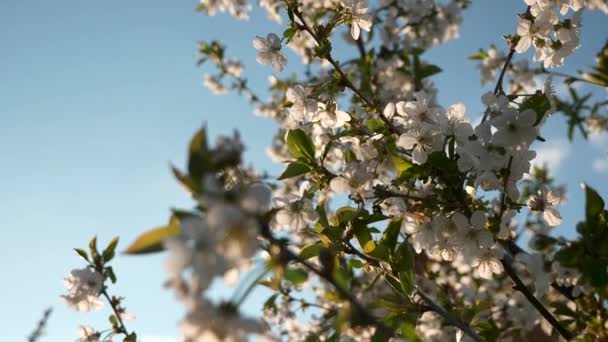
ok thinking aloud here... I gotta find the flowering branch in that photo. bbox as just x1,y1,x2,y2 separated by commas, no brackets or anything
260,224,395,337
62,237,136,341
99,289,130,336
342,240,483,342
291,5,378,113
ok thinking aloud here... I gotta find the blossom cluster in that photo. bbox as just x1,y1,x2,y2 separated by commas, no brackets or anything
63,0,608,340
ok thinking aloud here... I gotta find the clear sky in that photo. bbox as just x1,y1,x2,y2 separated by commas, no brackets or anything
1,1,607,341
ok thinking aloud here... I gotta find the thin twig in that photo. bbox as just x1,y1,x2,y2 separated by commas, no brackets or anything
501,254,574,340
481,48,516,123
543,69,606,87
100,289,130,336
501,240,576,301
27,307,53,342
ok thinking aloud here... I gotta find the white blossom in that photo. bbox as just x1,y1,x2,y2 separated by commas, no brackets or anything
340,0,373,40
76,325,100,342
527,185,563,226
396,125,442,164
61,268,104,312
253,33,287,72
286,85,318,123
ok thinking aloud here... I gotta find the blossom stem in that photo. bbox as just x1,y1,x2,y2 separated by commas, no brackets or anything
501,254,574,340
481,48,516,123
100,289,130,336
542,69,606,87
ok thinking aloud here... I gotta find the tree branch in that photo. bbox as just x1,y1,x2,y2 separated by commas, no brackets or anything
501,254,573,340
342,241,482,342
261,226,394,337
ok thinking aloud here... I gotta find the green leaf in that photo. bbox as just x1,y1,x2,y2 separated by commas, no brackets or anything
299,243,324,260
170,164,199,195
106,266,117,284
109,314,118,328
386,140,414,177
349,259,364,269
89,236,99,258
384,274,406,296
380,219,402,252
283,268,309,285
286,129,316,162
102,237,119,263
124,216,181,255
555,243,582,268
278,162,312,180
74,248,89,262
584,183,605,222
332,265,351,292
394,241,416,296
371,327,392,342
123,333,137,342
581,40,608,87
336,206,359,225
263,293,279,312
187,127,211,183
353,221,376,254
316,201,331,229
468,49,489,60
417,63,442,80
583,259,608,288
399,323,420,341
519,93,551,126
366,118,385,132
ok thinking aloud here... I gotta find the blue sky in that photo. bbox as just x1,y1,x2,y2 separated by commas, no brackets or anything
1,1,606,341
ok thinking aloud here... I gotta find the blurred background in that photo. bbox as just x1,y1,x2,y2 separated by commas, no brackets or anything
1,1,607,340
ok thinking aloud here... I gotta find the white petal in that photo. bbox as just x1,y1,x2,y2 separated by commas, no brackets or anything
396,134,417,150
252,37,267,50
543,207,562,226
351,23,360,40
330,177,351,193
515,36,532,53
383,102,395,119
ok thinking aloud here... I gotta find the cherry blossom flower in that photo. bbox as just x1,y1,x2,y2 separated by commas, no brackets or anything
472,245,504,279
453,211,494,260
181,300,266,341
396,125,442,164
491,108,537,149
253,33,287,72
61,268,104,312
527,185,563,226
317,102,351,129
274,196,319,230
76,325,100,342
285,85,318,123
340,0,373,40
